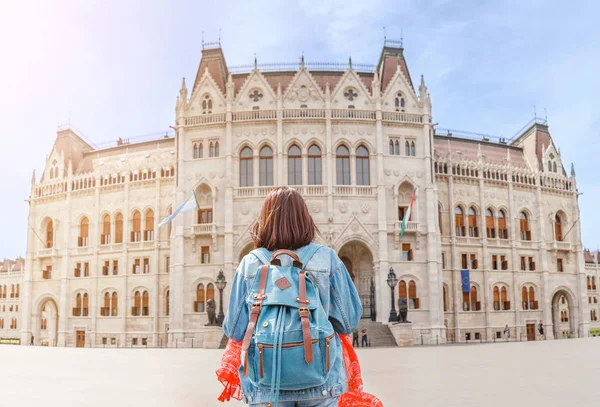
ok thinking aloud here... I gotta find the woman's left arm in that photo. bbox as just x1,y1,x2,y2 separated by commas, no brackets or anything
222,263,249,342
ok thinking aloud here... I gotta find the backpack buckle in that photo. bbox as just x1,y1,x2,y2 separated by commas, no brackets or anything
298,307,309,316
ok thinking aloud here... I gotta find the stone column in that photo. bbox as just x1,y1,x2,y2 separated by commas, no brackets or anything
325,84,334,222
448,174,460,341
120,174,130,347
58,178,73,347
535,182,552,340
20,203,36,346
152,178,161,346
507,177,521,339
90,176,100,347
478,177,491,340
374,101,387,325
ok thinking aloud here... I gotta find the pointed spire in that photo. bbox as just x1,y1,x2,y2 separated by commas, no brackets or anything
301,53,305,68
180,77,186,91
419,74,428,101
571,163,576,177
254,53,257,70
348,56,352,69
31,170,36,184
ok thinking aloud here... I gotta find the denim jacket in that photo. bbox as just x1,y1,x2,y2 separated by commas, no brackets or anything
223,243,362,404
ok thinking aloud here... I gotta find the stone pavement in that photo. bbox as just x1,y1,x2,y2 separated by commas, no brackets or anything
2,338,599,407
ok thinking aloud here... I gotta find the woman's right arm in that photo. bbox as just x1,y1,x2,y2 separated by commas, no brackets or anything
328,253,362,334
222,262,249,342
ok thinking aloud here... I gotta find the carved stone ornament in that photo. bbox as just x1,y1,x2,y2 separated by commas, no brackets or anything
384,169,392,176
361,204,370,214
339,203,349,213
310,203,321,213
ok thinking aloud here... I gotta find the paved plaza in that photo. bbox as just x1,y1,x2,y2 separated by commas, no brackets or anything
2,338,599,406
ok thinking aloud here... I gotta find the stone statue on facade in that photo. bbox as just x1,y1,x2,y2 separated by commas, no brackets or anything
205,299,217,326
397,297,410,323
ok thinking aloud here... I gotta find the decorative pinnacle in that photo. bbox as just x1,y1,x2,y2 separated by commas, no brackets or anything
254,53,257,69
349,56,352,69
180,77,186,91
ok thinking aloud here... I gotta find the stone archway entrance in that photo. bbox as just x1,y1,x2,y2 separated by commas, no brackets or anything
551,289,576,339
338,241,375,320
34,297,58,347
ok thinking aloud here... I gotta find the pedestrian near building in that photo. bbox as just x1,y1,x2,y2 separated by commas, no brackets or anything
353,328,359,347
504,325,510,340
361,326,368,348
538,321,544,339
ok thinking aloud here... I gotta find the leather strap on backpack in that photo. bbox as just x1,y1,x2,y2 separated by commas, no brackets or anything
297,270,313,364
242,264,269,376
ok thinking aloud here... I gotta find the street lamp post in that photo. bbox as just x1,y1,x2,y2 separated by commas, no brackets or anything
215,270,227,326
387,266,398,323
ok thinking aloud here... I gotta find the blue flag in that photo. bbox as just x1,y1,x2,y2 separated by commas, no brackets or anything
461,269,471,293
158,193,198,228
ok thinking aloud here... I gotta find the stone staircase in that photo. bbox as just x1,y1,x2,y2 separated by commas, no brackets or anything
355,319,398,347
218,319,398,349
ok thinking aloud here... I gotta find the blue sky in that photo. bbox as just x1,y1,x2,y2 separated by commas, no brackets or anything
0,0,599,258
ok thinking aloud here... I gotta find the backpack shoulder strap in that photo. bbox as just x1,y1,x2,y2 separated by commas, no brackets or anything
299,243,322,269
250,247,271,265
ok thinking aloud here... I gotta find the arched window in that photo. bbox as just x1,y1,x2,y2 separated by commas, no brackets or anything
553,162,557,173
16,284,19,299
78,217,89,247
520,212,531,240
111,292,118,316
202,94,212,114
259,146,274,186
389,140,394,155
394,140,400,156
240,147,253,187
142,291,149,316
356,145,370,186
555,214,563,241
463,285,481,311
165,290,170,316
485,209,495,238
144,209,154,241
498,210,507,239
101,214,111,245
195,283,205,312
288,145,302,185
522,286,538,310
501,286,509,310
394,93,405,111
193,144,198,159
405,141,410,156
198,143,204,159
399,280,407,300
45,219,53,248
133,291,141,316
410,141,416,157
214,142,220,157
209,142,215,157
528,287,537,310
115,213,123,244
467,207,478,237
408,280,419,309
521,287,528,310
455,207,465,237
131,210,141,242
308,145,322,185
336,145,350,185
493,286,500,310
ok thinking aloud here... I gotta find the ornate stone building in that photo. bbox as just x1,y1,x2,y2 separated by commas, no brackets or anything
0,258,24,344
20,41,588,347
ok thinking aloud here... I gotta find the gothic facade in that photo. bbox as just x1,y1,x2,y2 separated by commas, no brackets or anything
19,42,591,347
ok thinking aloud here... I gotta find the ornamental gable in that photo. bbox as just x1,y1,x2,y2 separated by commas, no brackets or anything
188,70,226,115
282,68,325,109
381,66,419,113
233,69,276,111
330,68,373,110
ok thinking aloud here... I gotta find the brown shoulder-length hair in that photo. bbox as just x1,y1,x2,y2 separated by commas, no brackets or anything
251,187,318,250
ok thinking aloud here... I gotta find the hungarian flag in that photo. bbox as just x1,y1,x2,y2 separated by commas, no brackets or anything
399,190,416,238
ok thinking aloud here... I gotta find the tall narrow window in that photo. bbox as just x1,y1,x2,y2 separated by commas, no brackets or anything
399,280,407,301
198,143,204,158
115,213,123,244
207,283,215,304
239,147,253,187
408,280,419,309
410,141,416,157
201,246,210,264
78,217,89,247
501,287,509,310
196,284,205,312
166,290,170,316
528,287,537,310
356,145,370,186
101,214,111,245
202,94,212,114
520,212,531,240
259,146,274,186
485,209,495,238
288,145,302,185
438,203,443,234
102,293,110,316
468,207,478,237
45,220,53,248
111,292,118,316
389,140,394,155
555,214,563,241
308,145,322,185
133,291,141,316
193,144,198,159
493,286,500,310
394,140,400,156
443,285,448,312
405,141,410,156
131,211,141,242
144,210,154,241
455,207,465,237
470,286,480,311
336,145,351,185
83,293,89,317
498,210,507,239
142,291,149,316
198,209,213,224
214,142,219,157
209,142,215,158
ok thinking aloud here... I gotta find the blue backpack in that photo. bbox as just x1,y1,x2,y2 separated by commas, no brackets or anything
241,243,337,404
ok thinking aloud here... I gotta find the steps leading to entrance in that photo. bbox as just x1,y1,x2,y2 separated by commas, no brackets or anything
217,320,398,349
354,319,398,347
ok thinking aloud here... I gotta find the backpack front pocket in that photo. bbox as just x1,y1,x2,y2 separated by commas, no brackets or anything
249,336,331,391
